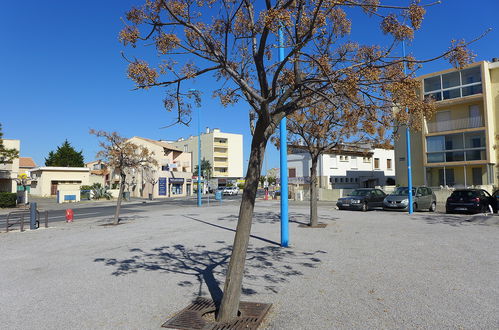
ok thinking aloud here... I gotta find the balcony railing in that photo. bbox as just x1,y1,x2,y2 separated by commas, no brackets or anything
213,171,228,177
426,116,484,133
214,142,228,148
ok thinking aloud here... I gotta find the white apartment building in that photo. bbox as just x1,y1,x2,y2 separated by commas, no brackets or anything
0,139,20,193
170,128,243,180
288,145,395,189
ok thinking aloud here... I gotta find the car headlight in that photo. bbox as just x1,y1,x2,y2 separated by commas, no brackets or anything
401,199,408,204
351,199,360,204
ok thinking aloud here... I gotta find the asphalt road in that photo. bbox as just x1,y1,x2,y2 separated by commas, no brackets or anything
0,194,243,229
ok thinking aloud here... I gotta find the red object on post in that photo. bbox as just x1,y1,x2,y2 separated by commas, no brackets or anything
65,209,74,222
264,189,269,200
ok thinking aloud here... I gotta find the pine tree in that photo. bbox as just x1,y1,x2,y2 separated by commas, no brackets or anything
45,140,84,167
0,123,19,164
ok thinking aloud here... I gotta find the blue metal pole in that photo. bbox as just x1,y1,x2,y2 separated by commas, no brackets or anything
197,104,202,207
279,27,289,247
403,42,413,214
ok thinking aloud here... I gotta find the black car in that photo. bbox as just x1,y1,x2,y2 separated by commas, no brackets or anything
445,189,495,214
336,188,386,211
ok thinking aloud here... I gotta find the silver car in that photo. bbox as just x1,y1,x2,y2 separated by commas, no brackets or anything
383,186,437,212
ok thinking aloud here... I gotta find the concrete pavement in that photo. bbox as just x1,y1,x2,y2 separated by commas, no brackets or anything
0,200,498,329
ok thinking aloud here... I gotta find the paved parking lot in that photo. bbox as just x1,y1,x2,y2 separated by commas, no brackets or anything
0,200,498,329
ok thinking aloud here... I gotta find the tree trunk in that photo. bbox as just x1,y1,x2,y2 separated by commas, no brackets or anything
113,173,126,225
309,155,319,227
217,118,269,322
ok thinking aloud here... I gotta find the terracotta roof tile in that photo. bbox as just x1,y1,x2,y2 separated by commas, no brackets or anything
19,157,36,168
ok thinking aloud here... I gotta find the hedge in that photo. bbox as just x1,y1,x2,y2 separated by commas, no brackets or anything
0,192,17,208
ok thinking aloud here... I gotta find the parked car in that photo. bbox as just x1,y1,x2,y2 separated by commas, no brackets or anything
223,186,239,196
383,186,436,212
336,188,386,211
446,189,495,214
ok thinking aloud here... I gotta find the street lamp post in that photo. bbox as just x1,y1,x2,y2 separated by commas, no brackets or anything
278,27,289,247
403,42,413,214
197,105,202,207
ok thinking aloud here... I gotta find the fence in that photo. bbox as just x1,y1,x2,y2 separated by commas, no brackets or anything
5,210,48,233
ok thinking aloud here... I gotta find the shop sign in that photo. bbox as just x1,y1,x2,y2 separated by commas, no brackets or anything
169,178,185,184
159,177,167,195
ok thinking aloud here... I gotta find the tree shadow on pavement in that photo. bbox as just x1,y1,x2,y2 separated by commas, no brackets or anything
94,241,326,309
409,212,499,227
218,211,337,226
182,215,280,246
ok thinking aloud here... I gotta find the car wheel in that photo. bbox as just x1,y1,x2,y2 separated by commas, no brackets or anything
429,202,436,212
361,202,368,212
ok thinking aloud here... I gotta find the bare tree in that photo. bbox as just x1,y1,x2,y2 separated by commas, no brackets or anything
119,0,479,321
90,130,158,224
282,98,374,226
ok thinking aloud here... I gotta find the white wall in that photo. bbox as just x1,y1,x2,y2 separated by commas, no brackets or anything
288,148,396,189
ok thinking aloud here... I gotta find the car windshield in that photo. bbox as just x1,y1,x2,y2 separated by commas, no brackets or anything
391,187,416,196
451,190,478,198
348,190,370,197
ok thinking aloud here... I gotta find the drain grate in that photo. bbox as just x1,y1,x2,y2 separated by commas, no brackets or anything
162,297,271,330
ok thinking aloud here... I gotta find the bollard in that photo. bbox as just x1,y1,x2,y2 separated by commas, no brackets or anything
44,211,49,228
65,209,74,223
30,202,37,230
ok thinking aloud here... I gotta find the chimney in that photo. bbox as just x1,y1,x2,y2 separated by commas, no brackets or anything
206,127,210,134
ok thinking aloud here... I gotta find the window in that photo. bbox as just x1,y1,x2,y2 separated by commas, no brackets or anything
363,157,371,163
340,178,343,183
340,155,348,162
426,131,486,163
387,159,392,169
334,178,338,183
374,158,380,169
289,168,296,178
423,66,482,101
355,178,358,183
161,165,169,171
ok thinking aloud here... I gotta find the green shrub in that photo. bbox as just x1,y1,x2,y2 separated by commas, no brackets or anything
80,185,93,191
0,192,17,208
237,183,245,189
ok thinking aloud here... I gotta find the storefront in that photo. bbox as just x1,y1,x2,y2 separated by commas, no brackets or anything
169,178,184,196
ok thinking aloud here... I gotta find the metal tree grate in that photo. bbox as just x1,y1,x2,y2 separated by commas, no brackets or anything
162,297,271,330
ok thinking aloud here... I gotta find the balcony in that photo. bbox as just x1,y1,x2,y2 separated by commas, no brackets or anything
214,161,228,167
214,152,228,158
214,141,228,148
213,171,228,177
426,116,484,133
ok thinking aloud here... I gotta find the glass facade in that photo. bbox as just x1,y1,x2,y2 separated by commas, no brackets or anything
423,66,482,101
426,131,486,163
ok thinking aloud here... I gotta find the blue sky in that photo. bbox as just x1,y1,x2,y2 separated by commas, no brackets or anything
1,1,498,174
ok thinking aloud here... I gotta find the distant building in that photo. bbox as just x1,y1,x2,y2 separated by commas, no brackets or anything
0,139,20,193
395,60,499,188
18,157,36,176
288,144,395,189
30,167,90,198
85,160,110,187
125,137,193,198
169,128,243,182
